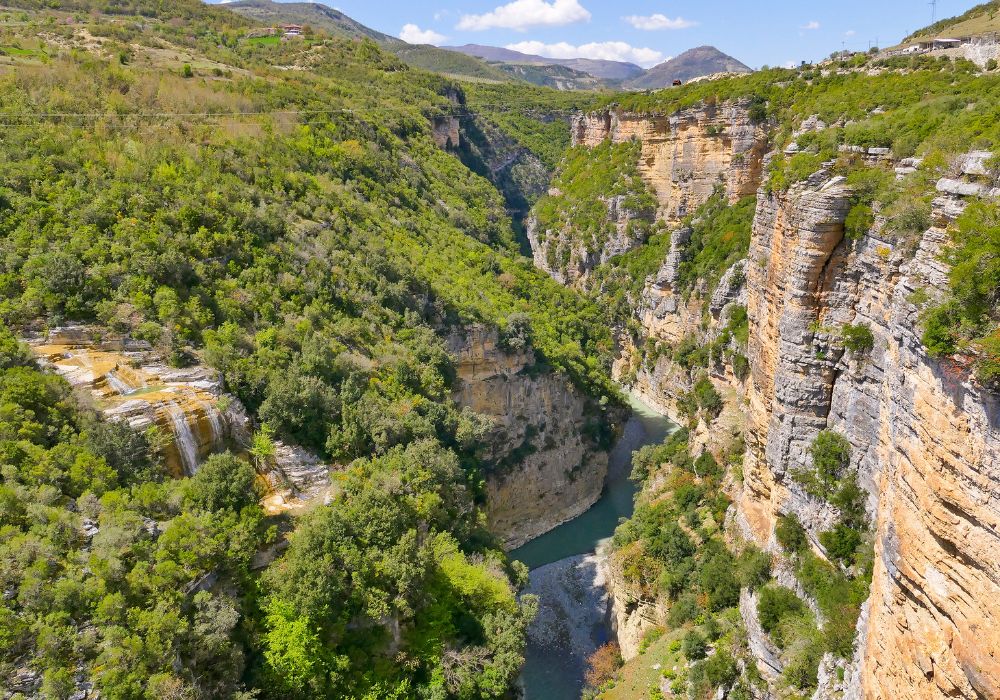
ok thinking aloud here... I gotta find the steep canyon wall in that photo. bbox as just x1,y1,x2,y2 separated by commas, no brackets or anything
536,104,1000,697
447,326,613,549
571,101,768,225
738,166,1000,698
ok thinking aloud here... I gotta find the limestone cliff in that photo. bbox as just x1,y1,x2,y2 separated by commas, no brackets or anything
571,100,769,225
526,189,657,287
602,546,666,658
738,165,1000,699
447,326,613,549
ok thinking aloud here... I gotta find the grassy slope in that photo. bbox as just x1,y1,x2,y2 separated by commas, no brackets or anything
903,0,1000,41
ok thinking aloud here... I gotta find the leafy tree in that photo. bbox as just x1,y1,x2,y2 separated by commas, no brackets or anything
756,586,806,634
809,430,852,491
776,514,808,554
185,452,261,514
737,545,772,590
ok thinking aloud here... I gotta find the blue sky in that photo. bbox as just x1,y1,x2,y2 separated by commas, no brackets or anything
215,0,986,68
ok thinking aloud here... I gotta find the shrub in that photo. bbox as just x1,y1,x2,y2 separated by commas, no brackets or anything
694,451,722,480
987,58,998,72
844,203,874,239
702,648,738,687
737,545,772,590
682,630,707,660
776,514,808,554
668,593,701,627
584,642,622,689
182,63,193,78
809,430,852,490
756,586,806,634
499,312,532,352
841,323,875,353
783,633,824,690
693,376,724,418
700,552,740,611
649,522,696,564
830,474,867,528
819,524,863,564
731,352,750,381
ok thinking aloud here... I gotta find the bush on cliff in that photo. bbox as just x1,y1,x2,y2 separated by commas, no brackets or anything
841,323,876,353
776,514,808,554
922,200,1000,386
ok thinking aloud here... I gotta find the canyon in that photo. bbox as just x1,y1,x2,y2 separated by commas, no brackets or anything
27,100,998,700
531,105,1000,699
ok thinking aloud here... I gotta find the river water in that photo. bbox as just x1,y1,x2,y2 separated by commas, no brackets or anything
513,393,676,700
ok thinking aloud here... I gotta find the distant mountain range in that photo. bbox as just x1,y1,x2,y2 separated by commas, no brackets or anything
444,44,645,82
222,0,752,91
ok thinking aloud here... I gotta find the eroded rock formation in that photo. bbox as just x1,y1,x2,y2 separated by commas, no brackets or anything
738,166,1000,699
30,327,333,509
31,327,242,477
447,326,613,549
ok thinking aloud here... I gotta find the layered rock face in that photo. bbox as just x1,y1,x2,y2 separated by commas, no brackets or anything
32,327,244,477
739,168,1000,699
571,101,769,225
447,326,611,549
30,327,332,506
602,548,665,658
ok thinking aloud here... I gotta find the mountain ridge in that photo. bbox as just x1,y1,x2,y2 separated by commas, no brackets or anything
444,44,645,82
626,46,752,89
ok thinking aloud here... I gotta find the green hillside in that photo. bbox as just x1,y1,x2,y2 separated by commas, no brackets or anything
0,4,618,699
223,0,516,84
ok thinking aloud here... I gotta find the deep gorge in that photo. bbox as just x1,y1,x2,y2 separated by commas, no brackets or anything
2,5,1000,700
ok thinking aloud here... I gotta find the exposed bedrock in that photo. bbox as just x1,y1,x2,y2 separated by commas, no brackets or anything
447,326,613,549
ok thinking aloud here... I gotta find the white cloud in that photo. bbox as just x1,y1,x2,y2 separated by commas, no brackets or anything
458,0,591,31
622,13,697,30
505,40,665,67
845,29,857,37
400,24,447,45
801,20,820,30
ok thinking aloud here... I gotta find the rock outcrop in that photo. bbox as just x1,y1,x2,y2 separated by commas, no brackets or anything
431,116,461,149
31,328,242,477
447,326,613,549
32,328,334,507
602,547,665,658
571,100,769,225
738,165,1000,699
526,190,656,286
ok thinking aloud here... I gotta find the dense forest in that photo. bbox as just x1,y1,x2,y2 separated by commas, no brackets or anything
0,2,615,698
